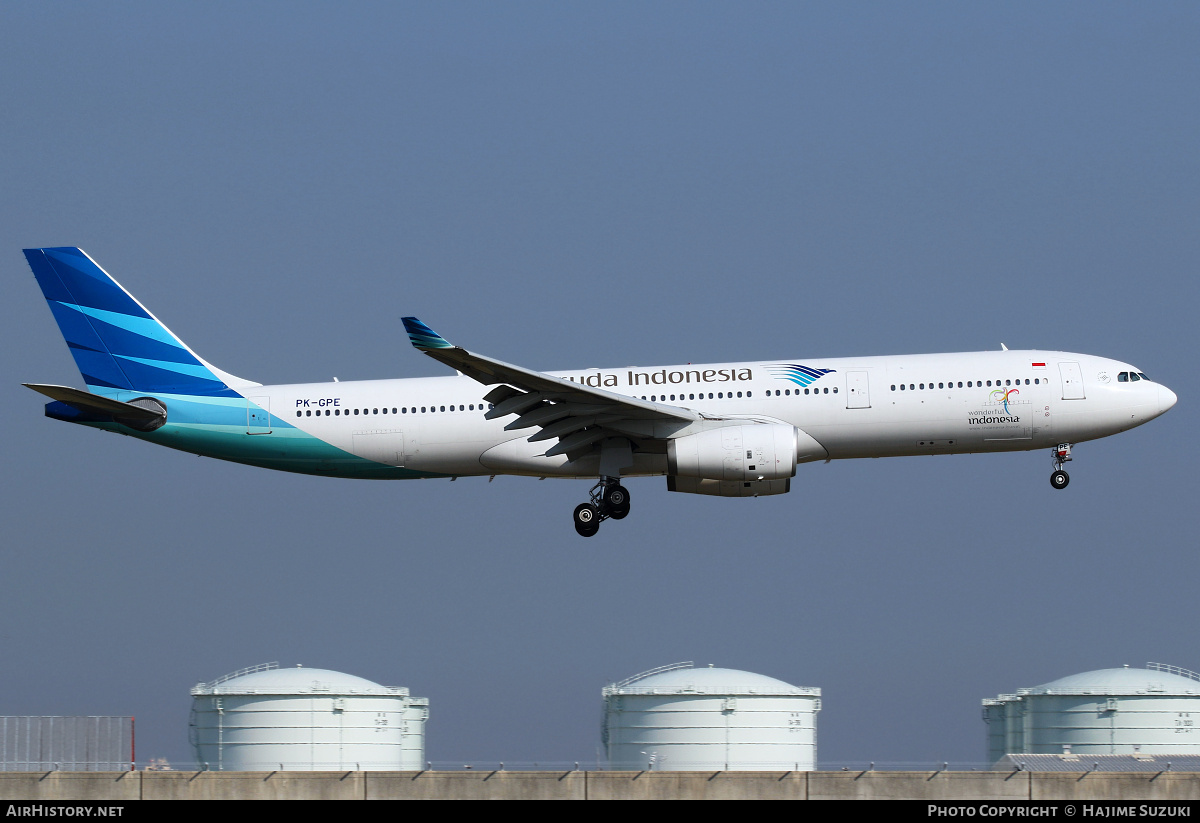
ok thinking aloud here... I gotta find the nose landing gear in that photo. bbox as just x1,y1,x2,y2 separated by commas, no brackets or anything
572,478,631,537
1050,443,1072,489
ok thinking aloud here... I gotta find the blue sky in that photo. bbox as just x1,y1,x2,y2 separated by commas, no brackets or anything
1,1,1197,768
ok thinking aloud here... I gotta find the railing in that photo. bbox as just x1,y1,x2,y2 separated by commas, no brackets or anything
1147,662,1200,682
194,661,279,692
609,661,693,690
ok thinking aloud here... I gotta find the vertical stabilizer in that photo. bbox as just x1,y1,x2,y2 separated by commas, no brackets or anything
23,248,258,396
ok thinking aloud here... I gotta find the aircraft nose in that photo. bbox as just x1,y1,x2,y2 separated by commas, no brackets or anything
1159,385,1178,415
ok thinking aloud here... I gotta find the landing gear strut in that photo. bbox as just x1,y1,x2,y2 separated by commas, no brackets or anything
573,478,631,537
1050,443,1072,490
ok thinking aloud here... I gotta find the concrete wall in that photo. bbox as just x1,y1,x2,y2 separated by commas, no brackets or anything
1,770,1199,800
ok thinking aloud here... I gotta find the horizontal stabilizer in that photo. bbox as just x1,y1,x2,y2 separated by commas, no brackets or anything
24,383,166,430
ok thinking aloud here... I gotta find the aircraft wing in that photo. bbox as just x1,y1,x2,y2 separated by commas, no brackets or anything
402,317,700,456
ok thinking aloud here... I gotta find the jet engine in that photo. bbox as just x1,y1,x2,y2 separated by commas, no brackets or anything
666,423,798,481
665,422,827,497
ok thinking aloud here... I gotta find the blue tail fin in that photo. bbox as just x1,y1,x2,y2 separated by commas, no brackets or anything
23,248,255,397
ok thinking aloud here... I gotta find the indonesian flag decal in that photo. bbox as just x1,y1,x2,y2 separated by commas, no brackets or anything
1032,362,1046,369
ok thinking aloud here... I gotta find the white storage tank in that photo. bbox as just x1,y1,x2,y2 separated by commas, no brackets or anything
189,663,428,771
602,662,821,771
982,663,1200,763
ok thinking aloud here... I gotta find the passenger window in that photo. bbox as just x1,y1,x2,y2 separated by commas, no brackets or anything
737,392,743,398
295,411,302,418
957,382,963,388
938,383,944,389
899,384,905,391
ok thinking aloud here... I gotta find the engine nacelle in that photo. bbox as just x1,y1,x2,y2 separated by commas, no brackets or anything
667,423,799,482
667,476,791,497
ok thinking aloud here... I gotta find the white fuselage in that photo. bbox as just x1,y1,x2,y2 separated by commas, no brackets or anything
267,349,1174,479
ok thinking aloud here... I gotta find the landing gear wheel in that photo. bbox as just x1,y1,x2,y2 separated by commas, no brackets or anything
1051,470,1070,490
605,484,631,520
573,503,601,537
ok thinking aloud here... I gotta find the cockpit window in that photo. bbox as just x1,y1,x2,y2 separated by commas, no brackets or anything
1130,372,1141,381
1138,372,1149,381
1118,372,1129,382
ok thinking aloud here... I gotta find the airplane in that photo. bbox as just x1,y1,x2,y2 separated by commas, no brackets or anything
22,247,1177,537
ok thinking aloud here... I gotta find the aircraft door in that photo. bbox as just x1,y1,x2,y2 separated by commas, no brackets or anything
1058,362,1086,400
246,397,272,434
846,370,871,408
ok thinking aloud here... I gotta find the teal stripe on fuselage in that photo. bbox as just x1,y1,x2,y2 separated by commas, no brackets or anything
80,392,446,479
89,419,445,479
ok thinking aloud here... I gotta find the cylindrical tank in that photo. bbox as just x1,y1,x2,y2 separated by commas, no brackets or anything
189,663,428,771
982,663,1200,762
602,662,821,771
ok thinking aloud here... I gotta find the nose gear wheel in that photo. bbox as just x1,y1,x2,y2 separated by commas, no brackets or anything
1050,443,1072,490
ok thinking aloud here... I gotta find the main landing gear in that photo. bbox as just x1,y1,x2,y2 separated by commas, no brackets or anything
1050,443,1072,490
573,478,631,537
